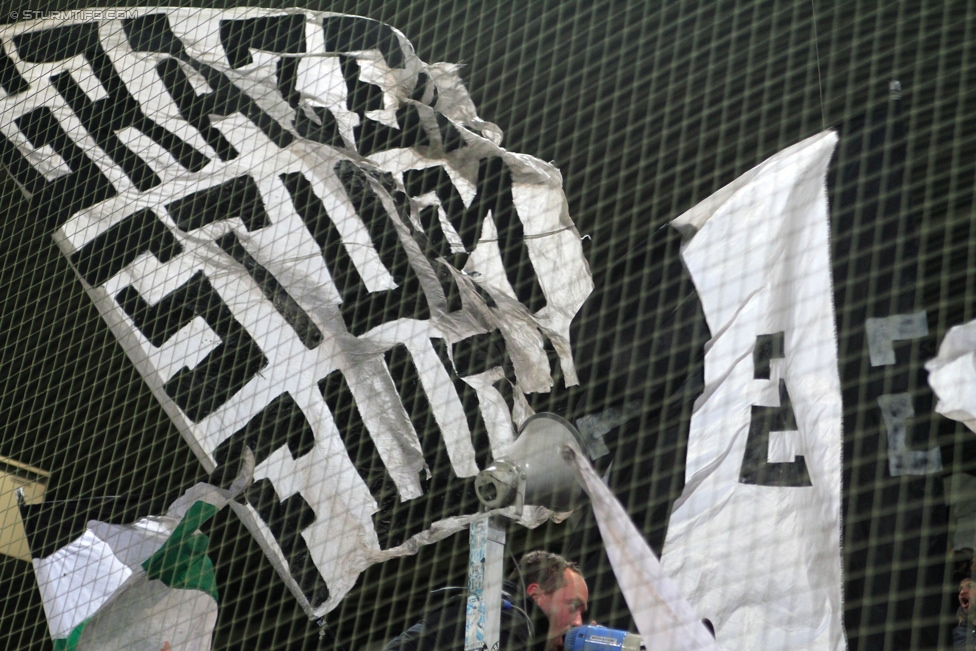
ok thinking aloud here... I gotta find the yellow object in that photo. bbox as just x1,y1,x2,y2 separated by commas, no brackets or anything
0,455,49,561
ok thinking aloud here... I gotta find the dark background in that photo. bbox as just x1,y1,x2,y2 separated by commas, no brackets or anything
2,1,975,650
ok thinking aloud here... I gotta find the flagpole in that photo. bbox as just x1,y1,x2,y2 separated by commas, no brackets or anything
464,516,505,651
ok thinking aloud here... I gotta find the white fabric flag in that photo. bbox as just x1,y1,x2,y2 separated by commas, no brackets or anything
926,319,976,433
31,454,252,651
564,447,723,651
54,504,219,651
661,131,846,650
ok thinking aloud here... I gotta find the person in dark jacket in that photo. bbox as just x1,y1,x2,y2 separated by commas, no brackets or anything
383,551,588,651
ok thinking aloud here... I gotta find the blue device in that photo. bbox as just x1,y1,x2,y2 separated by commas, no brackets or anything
564,625,644,651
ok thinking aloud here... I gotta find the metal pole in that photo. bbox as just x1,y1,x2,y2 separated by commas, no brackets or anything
484,518,506,649
465,517,506,651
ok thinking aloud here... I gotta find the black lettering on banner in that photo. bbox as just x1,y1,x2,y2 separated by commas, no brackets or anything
280,171,369,324
372,170,412,224
443,333,505,469
244,479,329,609
282,171,416,334
215,231,323,349
127,14,237,155
47,70,207,190
338,56,382,118
412,205,465,313
116,271,268,422
384,345,438,544
356,99,428,158
403,159,547,313
128,13,433,157
318,369,401,544
411,73,434,106
452,329,511,379
753,332,783,380
123,14,186,57
493,376,516,418
293,65,439,153
542,337,565,394
337,56,429,157
165,175,270,233
403,71,447,147
127,12,295,162
204,390,324,606
276,55,301,109
154,29,295,157
293,104,346,148
1,107,117,230
209,60,295,148
381,343,478,548
217,14,306,125
386,343,444,465
155,58,239,162
739,332,812,487
455,329,520,418
415,205,451,258
431,338,491,468
0,44,29,95
435,112,465,153
54,69,155,190
211,392,316,471
335,161,430,331
123,11,275,160
403,166,466,242
470,282,497,308
471,157,546,312
362,68,458,155
396,167,465,291
0,115,47,196
218,14,306,69
321,15,405,68
14,22,101,64
70,208,183,287
15,23,209,192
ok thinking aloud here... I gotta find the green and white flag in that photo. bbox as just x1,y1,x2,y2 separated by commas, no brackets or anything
27,453,252,651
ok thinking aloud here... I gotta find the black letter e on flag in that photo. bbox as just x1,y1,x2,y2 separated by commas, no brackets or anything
740,332,812,487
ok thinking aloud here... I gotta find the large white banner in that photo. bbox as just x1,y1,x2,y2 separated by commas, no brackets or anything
661,131,846,650
0,8,592,618
565,447,722,651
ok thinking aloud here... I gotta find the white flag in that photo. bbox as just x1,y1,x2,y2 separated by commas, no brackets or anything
661,131,846,650
926,319,976,434
30,457,251,651
564,447,723,651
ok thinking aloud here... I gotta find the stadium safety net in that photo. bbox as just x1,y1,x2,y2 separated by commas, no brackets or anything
0,2,974,650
